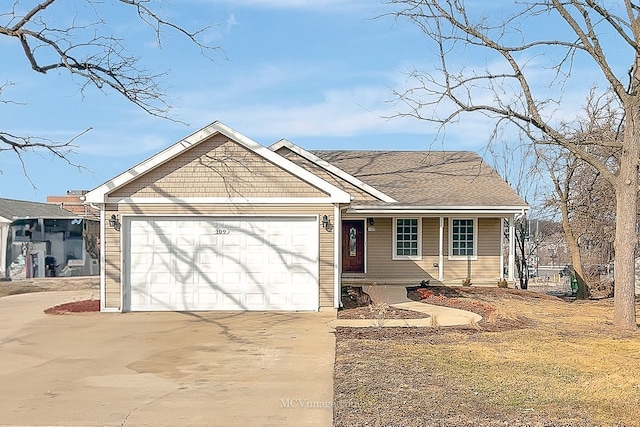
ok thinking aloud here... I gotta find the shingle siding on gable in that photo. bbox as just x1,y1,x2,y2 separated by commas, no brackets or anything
111,134,328,199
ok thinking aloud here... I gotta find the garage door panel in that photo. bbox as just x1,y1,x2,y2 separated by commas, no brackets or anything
223,234,242,246
246,272,265,285
127,217,319,311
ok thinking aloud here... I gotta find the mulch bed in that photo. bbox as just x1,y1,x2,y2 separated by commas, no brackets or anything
44,299,100,314
336,285,536,337
338,305,429,319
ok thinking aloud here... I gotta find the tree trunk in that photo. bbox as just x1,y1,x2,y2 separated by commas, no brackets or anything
558,182,589,299
613,93,639,329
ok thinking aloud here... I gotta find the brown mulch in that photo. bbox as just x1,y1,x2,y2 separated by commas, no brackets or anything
44,299,100,314
338,305,429,320
336,285,535,337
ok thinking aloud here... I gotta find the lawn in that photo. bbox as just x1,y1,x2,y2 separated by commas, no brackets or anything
334,287,640,426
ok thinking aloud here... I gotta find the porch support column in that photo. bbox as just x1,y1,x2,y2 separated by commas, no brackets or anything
438,216,444,281
333,204,341,309
508,215,516,281
500,218,505,279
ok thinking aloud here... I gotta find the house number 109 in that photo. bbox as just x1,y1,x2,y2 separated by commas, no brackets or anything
214,228,230,235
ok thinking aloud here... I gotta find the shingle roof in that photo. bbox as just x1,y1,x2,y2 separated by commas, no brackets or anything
310,150,528,207
0,197,76,222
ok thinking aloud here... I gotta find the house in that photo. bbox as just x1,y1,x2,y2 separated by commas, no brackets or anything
0,198,100,279
47,190,100,219
84,121,528,312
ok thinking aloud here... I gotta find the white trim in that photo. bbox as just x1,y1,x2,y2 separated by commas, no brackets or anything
85,121,351,204
120,215,127,313
348,206,529,216
508,215,516,281
106,197,342,205
270,139,397,203
333,204,341,309
392,217,423,261
448,217,478,261
500,218,505,279
438,217,444,281
119,213,321,312
99,209,107,312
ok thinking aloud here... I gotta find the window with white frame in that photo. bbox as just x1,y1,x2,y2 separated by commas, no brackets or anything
451,218,475,257
394,218,421,259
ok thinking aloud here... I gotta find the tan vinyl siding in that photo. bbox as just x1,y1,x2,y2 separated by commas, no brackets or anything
318,208,335,308
111,134,327,199
104,203,121,308
277,148,378,202
364,217,440,282
346,216,503,286
102,203,335,310
442,217,502,285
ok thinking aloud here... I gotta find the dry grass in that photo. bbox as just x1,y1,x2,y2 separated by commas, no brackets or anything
334,291,640,427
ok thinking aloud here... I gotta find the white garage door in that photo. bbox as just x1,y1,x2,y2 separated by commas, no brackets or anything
125,217,319,311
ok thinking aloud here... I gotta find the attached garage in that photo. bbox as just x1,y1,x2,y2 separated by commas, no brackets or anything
125,216,319,311
85,122,350,312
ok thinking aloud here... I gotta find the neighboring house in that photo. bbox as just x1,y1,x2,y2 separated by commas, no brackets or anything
0,197,100,279
84,121,528,313
47,190,100,220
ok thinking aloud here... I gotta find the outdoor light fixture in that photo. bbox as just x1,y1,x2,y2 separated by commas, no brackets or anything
368,217,375,226
109,214,121,231
321,214,331,230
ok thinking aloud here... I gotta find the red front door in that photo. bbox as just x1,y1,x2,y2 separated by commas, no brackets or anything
342,220,365,273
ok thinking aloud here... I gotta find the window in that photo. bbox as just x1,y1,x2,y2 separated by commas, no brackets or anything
451,218,475,257
394,218,421,259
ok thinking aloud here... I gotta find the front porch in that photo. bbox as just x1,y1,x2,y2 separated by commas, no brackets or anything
341,274,442,288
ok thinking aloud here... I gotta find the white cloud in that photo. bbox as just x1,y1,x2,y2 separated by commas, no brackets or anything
185,0,370,11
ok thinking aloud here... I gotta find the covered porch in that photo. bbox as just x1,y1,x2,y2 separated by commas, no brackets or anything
336,211,523,291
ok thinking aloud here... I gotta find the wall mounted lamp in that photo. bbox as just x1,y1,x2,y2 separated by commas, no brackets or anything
108,214,121,231
321,214,332,231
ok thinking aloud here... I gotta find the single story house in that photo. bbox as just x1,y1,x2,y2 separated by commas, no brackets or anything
84,121,528,312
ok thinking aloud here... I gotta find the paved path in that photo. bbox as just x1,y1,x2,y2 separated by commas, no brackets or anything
329,285,482,328
0,291,335,427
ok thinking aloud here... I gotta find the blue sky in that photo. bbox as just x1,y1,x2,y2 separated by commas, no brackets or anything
0,1,624,204
0,0,494,202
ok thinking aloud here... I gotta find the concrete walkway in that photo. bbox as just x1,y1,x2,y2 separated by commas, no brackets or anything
329,285,482,328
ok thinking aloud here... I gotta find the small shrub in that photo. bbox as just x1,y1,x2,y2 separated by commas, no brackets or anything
462,277,472,287
497,278,508,288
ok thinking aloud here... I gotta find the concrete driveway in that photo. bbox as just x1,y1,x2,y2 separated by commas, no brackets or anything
0,290,336,427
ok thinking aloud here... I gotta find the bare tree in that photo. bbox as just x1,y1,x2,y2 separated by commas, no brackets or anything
539,90,622,299
0,0,219,169
387,1,640,329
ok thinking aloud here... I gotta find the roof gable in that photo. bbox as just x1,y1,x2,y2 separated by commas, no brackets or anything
85,122,351,204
